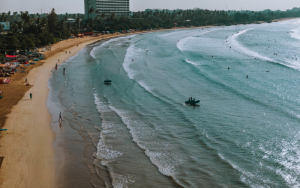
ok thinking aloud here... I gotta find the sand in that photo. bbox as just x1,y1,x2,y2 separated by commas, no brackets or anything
0,34,128,188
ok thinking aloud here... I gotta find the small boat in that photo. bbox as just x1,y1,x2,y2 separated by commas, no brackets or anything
185,99,200,105
3,78,12,84
104,80,112,85
0,129,7,131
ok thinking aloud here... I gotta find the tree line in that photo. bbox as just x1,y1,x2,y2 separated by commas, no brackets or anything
0,7,300,58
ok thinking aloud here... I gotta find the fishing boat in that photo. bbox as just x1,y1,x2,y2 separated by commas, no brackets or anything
185,98,200,105
104,79,112,85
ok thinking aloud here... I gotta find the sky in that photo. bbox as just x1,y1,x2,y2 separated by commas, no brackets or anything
0,0,299,14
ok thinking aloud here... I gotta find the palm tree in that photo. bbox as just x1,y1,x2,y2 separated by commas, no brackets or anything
110,13,116,21
21,11,31,26
88,7,95,18
101,12,105,19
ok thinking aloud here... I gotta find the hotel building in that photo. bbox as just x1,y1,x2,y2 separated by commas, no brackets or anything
85,0,130,19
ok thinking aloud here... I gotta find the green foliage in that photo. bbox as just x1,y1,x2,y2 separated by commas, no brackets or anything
0,24,3,32
39,32,56,45
18,35,35,50
47,8,58,33
3,33,20,51
0,6,300,56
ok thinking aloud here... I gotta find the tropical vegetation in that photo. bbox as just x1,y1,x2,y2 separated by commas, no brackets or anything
0,7,300,58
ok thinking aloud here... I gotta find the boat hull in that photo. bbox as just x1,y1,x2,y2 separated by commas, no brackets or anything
185,100,200,105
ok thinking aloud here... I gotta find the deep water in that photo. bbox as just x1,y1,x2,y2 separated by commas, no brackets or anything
48,19,300,188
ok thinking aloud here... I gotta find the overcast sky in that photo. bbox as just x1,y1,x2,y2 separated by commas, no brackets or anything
0,0,299,14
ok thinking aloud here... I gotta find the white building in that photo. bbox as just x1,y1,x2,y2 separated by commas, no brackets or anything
85,0,130,19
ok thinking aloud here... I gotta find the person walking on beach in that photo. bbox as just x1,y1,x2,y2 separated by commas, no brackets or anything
30,93,32,99
55,64,58,70
59,112,63,122
25,77,27,83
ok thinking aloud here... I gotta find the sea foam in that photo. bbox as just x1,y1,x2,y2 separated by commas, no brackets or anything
94,93,123,165
291,27,300,41
176,29,218,51
109,105,184,177
227,28,274,62
90,35,137,58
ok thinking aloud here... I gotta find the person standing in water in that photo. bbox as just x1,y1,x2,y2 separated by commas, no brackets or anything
63,68,65,75
59,112,63,122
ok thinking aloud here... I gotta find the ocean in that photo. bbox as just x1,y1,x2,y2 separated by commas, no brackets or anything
48,19,300,188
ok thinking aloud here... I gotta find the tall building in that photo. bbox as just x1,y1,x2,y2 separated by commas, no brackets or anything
85,0,130,20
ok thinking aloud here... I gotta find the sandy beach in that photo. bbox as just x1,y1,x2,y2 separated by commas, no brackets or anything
0,34,130,188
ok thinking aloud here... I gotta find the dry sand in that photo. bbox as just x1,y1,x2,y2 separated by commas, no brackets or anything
0,34,128,188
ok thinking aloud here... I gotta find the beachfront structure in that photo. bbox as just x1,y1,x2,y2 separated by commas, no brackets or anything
0,22,10,31
84,0,130,20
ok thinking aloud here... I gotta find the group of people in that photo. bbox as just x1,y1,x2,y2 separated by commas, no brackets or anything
189,97,196,101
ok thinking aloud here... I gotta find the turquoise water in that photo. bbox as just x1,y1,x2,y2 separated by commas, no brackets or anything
49,19,300,187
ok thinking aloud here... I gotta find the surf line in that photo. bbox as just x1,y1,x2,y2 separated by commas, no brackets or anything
176,29,220,51
227,28,274,62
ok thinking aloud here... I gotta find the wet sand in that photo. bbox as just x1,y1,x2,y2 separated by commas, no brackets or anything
0,34,129,188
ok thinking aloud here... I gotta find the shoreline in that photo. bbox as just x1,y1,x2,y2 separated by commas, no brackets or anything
0,17,298,187
0,33,134,188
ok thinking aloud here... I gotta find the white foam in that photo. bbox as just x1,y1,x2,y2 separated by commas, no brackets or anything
109,105,184,177
94,93,123,164
258,135,300,187
176,29,218,51
145,151,186,176
291,27,300,40
227,28,274,62
123,45,141,80
137,80,153,93
90,35,137,58
111,173,136,188
96,136,123,162
218,153,267,187
185,58,200,66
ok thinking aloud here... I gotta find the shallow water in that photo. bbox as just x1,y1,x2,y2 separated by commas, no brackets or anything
48,19,300,187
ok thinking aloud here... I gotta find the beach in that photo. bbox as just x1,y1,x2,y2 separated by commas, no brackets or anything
0,17,299,188
0,34,130,188
43,18,300,187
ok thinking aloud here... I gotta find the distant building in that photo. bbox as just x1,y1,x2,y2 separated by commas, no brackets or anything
67,18,76,22
0,22,10,31
84,0,130,20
